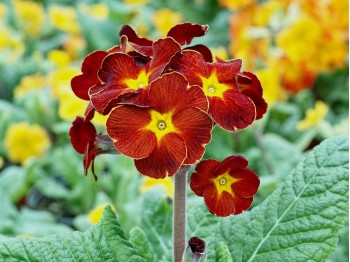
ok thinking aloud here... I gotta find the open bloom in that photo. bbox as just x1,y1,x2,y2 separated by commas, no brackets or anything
190,156,259,217
172,50,267,131
106,72,213,178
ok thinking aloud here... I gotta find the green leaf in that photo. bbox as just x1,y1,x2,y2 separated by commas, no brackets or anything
216,136,349,262
140,192,173,261
0,206,145,262
215,243,233,262
130,227,156,262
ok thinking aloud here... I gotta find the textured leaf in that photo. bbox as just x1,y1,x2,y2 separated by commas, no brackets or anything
0,206,145,262
217,136,349,262
140,192,173,261
130,227,156,262
215,243,233,262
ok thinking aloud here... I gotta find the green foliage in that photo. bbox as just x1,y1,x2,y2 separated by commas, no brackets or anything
215,243,233,262
130,227,156,262
216,136,348,262
0,206,145,262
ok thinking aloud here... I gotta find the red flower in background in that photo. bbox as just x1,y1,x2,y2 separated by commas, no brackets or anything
89,37,181,115
171,50,267,131
106,72,213,178
190,156,259,217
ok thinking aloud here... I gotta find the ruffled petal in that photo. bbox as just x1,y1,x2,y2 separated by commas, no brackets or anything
71,51,108,100
173,108,212,164
231,195,253,215
209,89,256,131
167,23,208,46
106,105,157,159
230,168,260,198
69,116,96,154
236,72,268,120
134,133,187,178
149,72,209,114
190,159,220,196
209,59,242,82
83,140,99,180
184,44,213,62
171,50,209,86
119,25,153,57
214,156,248,176
148,38,181,82
203,187,236,217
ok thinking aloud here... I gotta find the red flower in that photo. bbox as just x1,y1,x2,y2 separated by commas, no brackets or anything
69,116,114,180
171,50,268,131
71,37,127,101
190,156,259,217
106,72,213,178
119,23,209,57
89,37,181,115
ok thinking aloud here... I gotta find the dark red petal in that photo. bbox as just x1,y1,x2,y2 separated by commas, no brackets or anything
214,156,248,176
185,44,213,62
148,38,181,82
149,72,209,114
208,59,242,82
84,102,95,122
69,117,96,154
171,50,209,85
173,108,212,164
209,89,256,131
232,195,253,215
236,72,268,120
167,23,208,46
121,87,150,107
230,168,259,198
71,51,108,100
119,25,153,46
134,133,187,178
190,159,220,196
203,187,236,217
106,106,156,159
83,141,99,180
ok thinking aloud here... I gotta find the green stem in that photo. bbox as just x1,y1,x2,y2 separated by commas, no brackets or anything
173,165,191,262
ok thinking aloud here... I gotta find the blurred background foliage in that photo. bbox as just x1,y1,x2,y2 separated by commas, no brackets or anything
0,0,348,260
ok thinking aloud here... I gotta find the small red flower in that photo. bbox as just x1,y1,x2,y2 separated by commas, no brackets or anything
171,50,268,131
190,156,259,217
89,37,181,115
106,72,213,178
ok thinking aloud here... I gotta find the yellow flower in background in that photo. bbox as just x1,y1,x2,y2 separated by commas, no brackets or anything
13,0,44,36
57,92,88,122
63,35,86,60
212,46,229,61
0,3,7,19
0,26,24,63
152,9,182,36
4,122,51,165
49,5,80,34
297,101,329,131
88,204,116,224
219,0,255,10
140,177,174,198
0,156,4,169
48,66,80,99
48,49,71,68
78,3,109,20
14,74,46,98
123,0,148,5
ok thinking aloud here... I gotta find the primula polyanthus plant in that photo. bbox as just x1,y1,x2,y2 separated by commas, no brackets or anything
69,22,267,261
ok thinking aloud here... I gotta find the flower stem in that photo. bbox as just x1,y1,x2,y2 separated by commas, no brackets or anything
173,165,190,262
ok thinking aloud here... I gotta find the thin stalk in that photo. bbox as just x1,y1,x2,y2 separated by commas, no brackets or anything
173,165,191,262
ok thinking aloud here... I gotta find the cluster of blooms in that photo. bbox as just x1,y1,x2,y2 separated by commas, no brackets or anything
220,0,348,105
70,23,267,216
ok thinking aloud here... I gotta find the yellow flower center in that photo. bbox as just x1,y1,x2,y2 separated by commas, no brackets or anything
200,72,230,99
123,70,149,91
213,172,238,196
144,110,179,142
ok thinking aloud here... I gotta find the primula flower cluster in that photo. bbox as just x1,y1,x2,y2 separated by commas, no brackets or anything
70,23,267,216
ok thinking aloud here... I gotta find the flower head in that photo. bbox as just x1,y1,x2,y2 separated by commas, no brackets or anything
106,72,212,178
190,156,259,217
172,50,267,131
4,122,51,165
297,101,329,131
